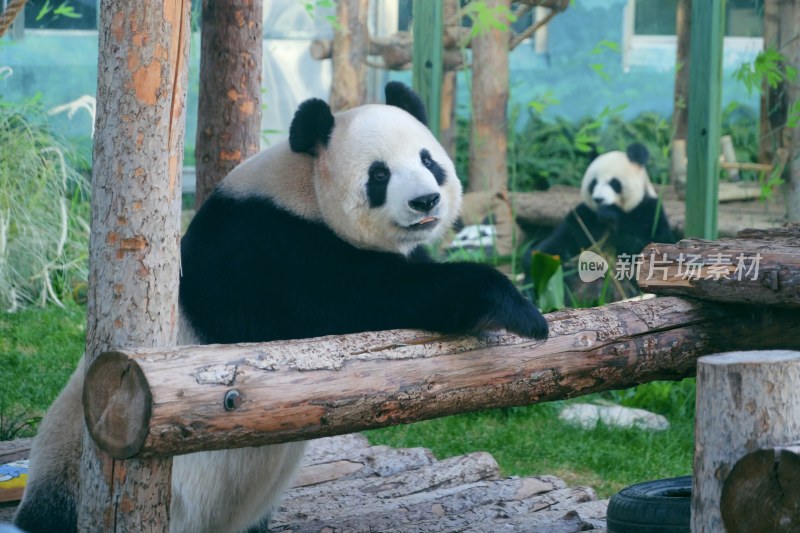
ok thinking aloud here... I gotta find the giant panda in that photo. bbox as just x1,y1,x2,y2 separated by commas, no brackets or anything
524,143,673,267
15,82,547,533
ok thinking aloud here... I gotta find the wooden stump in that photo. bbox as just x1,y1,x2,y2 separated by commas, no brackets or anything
720,442,800,532
693,350,800,532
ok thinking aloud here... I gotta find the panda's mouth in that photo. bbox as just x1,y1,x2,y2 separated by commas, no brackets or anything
407,216,439,230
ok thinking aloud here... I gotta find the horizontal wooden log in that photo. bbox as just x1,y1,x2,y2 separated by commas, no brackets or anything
83,297,800,459
311,33,464,71
720,442,800,532
638,225,800,307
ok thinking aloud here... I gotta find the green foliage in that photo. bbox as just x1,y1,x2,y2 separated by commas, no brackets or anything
461,1,517,37
527,251,564,313
497,108,674,192
733,47,797,97
0,97,90,311
35,0,82,22
608,378,696,421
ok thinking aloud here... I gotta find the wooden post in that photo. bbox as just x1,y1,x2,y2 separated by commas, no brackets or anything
672,0,690,143
692,351,800,532
194,0,264,208
721,442,800,531
78,0,190,529
83,297,800,459
330,0,369,112
468,0,510,194
685,0,724,238
786,1,800,221
412,0,444,137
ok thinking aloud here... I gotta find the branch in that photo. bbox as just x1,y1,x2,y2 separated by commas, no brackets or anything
84,297,800,459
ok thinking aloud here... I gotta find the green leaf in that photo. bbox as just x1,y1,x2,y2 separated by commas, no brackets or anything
36,0,53,21
528,251,564,313
53,2,82,19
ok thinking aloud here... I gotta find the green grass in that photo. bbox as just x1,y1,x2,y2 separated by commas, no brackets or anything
0,300,85,438
367,385,695,499
0,301,695,498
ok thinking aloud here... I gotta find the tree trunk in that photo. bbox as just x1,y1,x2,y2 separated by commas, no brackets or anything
469,0,514,255
787,1,800,221
77,0,190,529
83,296,800,459
672,0,690,143
693,350,800,532
439,0,459,158
194,0,263,208
330,0,368,112
468,0,510,194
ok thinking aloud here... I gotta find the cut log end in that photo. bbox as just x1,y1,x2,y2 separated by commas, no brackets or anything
721,446,800,532
83,351,152,459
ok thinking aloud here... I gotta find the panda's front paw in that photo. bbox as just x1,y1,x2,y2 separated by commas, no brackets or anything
477,287,549,340
463,267,549,340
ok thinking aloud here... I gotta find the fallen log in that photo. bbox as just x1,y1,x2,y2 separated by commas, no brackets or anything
638,224,800,307
83,297,800,459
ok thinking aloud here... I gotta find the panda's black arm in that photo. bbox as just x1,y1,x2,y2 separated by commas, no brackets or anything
527,204,602,264
613,198,674,255
377,259,549,339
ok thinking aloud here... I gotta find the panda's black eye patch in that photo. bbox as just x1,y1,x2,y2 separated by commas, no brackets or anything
367,161,391,208
420,149,446,185
609,178,623,194
588,178,598,194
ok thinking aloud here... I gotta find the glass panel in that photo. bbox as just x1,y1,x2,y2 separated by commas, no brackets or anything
23,0,98,31
634,0,678,36
634,0,763,37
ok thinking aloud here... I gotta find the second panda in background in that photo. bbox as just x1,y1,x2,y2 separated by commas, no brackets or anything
524,143,673,270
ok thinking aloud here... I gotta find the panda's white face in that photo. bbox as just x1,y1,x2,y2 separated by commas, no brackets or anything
580,150,656,213
314,105,462,255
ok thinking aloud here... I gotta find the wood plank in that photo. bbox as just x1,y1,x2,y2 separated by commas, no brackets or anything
272,475,583,532
0,438,32,464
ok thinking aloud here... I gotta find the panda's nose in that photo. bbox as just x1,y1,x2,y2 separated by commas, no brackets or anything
409,193,440,212
592,196,606,205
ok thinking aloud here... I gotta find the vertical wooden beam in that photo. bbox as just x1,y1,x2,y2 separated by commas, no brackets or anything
412,0,443,137
330,0,369,112
195,0,264,208
78,0,190,529
685,0,725,239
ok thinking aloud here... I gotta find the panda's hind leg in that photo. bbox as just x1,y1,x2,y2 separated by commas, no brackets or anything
170,441,307,533
14,359,86,533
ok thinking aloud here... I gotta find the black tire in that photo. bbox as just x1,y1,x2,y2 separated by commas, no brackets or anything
606,476,692,533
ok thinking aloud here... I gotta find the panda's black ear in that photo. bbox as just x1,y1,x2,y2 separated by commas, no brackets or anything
289,98,335,155
626,143,649,166
385,82,428,126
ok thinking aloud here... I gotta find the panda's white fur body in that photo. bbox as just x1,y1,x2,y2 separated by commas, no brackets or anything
16,83,546,533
